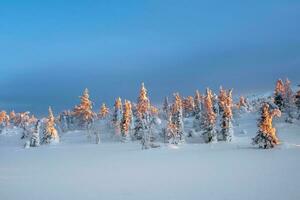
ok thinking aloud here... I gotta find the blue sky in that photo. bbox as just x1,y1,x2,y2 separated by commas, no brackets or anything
0,0,300,115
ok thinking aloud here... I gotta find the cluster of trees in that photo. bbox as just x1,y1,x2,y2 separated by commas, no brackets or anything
1,79,300,150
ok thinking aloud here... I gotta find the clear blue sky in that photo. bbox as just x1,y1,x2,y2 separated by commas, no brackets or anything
0,0,300,115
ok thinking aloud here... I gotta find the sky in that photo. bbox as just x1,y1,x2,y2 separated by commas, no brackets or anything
0,0,300,116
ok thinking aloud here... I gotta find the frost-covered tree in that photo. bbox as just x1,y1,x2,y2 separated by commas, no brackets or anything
283,79,296,123
202,88,217,143
168,93,185,144
182,96,195,117
193,90,204,132
42,107,59,144
253,103,281,149
73,88,95,129
162,96,170,119
295,88,300,119
112,97,123,136
274,79,285,111
120,100,133,142
99,103,110,119
0,111,9,133
30,120,41,147
134,83,156,149
219,89,234,142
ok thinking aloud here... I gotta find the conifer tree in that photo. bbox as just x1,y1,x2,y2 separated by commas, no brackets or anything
236,96,249,111
182,96,195,117
9,111,16,126
168,93,185,144
30,120,41,147
283,79,295,123
120,100,133,142
274,79,285,111
253,103,281,149
112,97,123,136
219,89,234,142
162,96,170,119
194,90,202,115
193,90,204,132
202,88,217,143
295,88,300,119
134,83,154,149
42,107,59,144
73,88,95,128
99,103,110,119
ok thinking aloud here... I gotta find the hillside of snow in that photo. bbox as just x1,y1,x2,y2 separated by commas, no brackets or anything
1,110,300,200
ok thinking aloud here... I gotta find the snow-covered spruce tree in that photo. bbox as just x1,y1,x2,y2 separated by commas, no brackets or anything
295,88,300,119
218,86,227,115
166,114,177,144
120,100,133,142
283,79,296,123
253,103,281,149
219,89,234,142
0,111,9,133
30,120,41,147
202,88,217,143
19,112,31,139
274,79,285,111
73,88,95,129
162,96,170,119
182,96,195,117
134,83,156,149
42,107,59,144
112,97,123,137
99,103,110,119
168,93,185,144
193,90,204,132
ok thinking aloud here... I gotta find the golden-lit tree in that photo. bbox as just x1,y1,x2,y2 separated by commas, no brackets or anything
182,96,195,117
134,83,153,149
168,93,185,144
236,96,248,110
274,79,285,110
219,89,234,141
9,111,16,125
99,103,109,119
121,100,133,141
253,103,281,149
112,97,122,136
42,107,59,144
218,86,227,114
202,88,217,143
73,88,95,128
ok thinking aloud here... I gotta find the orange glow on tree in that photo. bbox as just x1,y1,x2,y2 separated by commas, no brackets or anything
42,107,59,143
121,100,133,138
99,103,109,119
73,88,95,126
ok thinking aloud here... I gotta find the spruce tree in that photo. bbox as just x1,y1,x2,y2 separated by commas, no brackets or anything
120,100,133,142
253,103,281,149
274,79,285,111
168,93,185,144
284,79,295,123
42,107,59,144
99,103,110,119
202,88,217,143
295,88,300,119
162,96,170,119
112,97,123,136
30,120,41,147
219,89,234,142
134,83,154,149
73,88,95,129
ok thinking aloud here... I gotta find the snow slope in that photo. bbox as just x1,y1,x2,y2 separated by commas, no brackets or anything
0,112,300,200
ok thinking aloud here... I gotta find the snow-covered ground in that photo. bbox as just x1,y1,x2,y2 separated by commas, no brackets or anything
1,112,300,200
